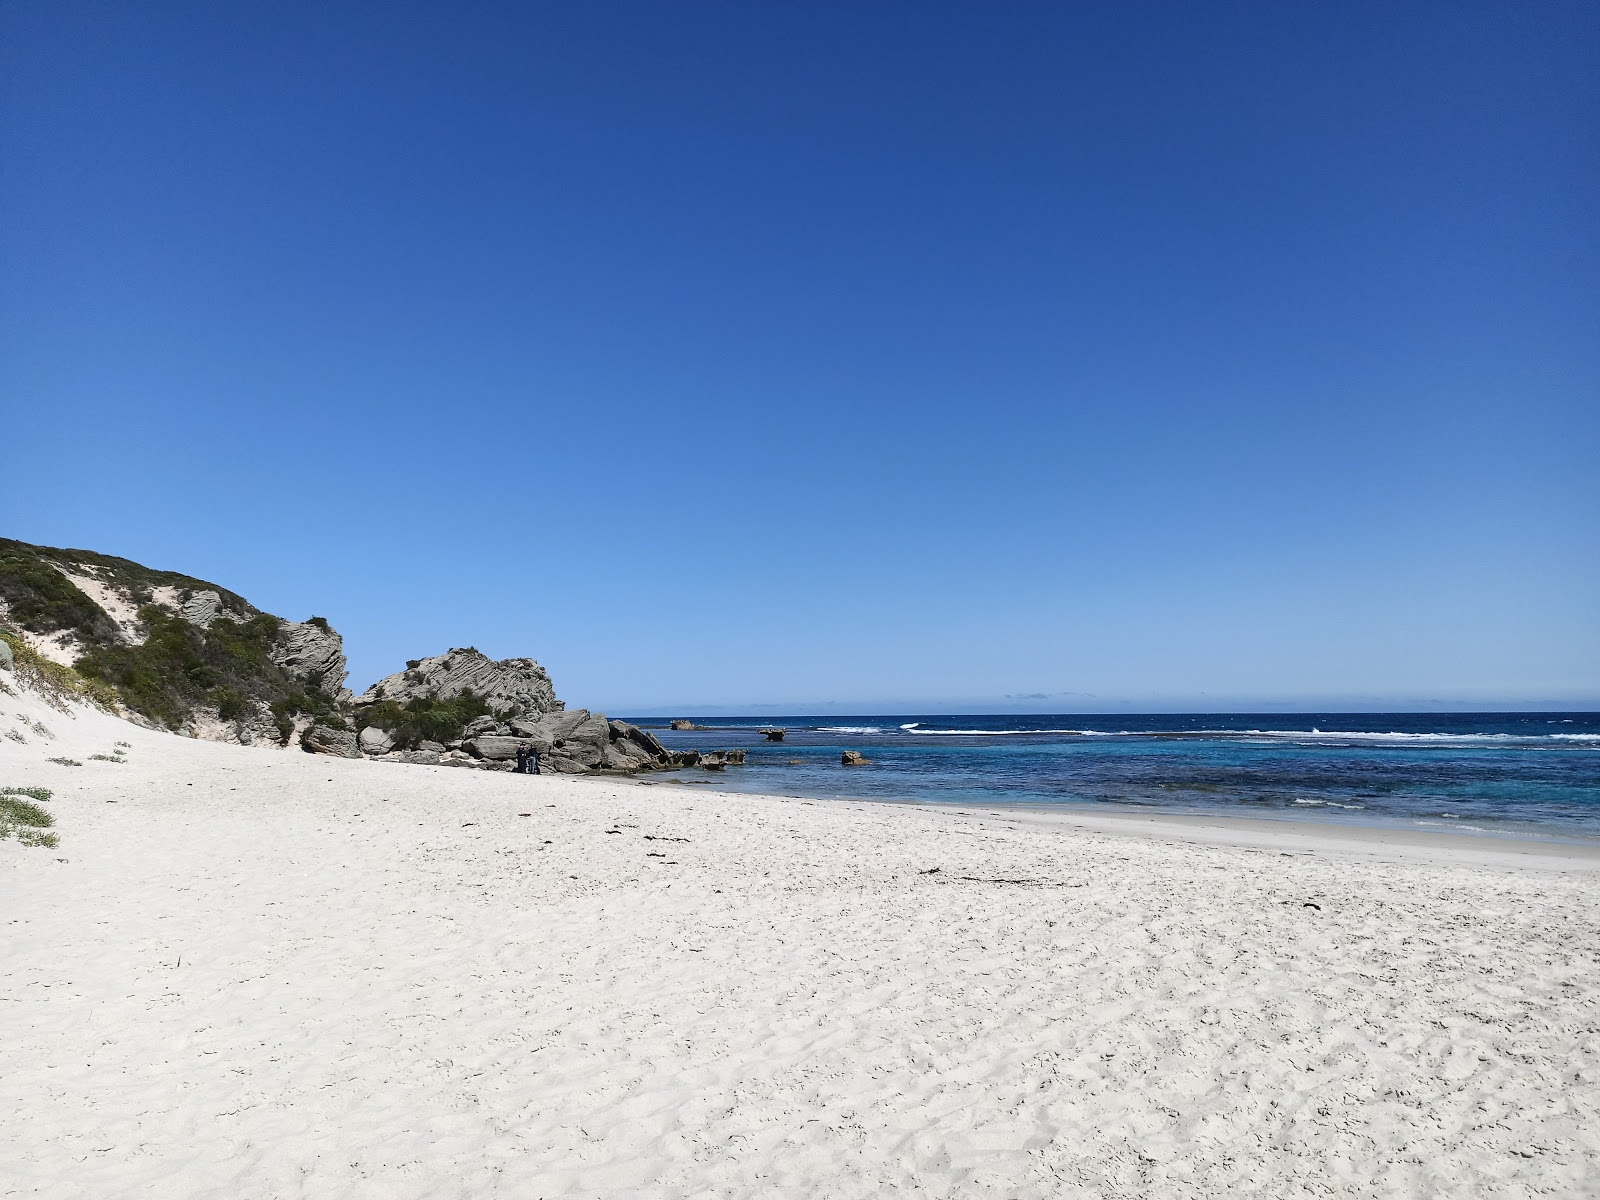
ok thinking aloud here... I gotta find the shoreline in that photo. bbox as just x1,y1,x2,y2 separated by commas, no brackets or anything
638,774,1600,869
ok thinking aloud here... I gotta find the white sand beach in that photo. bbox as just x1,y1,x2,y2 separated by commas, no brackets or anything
4,689,1599,1198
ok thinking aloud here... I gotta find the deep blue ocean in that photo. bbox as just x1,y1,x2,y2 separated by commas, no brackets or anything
624,713,1600,843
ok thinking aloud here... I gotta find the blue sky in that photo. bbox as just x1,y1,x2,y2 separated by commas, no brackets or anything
3,2,1596,711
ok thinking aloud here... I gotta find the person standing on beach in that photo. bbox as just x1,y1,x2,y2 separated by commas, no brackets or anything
528,744,540,775
514,744,529,774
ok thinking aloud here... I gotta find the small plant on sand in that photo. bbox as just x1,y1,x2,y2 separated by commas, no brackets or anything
114,740,130,748
88,753,125,763
1,786,52,802
47,757,82,767
0,794,57,848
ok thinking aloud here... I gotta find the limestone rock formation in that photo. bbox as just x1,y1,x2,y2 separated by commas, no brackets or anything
271,620,352,703
359,648,560,717
177,590,227,628
841,750,869,765
302,725,360,758
358,726,396,755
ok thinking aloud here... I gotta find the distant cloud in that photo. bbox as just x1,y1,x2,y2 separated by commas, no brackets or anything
1004,691,1098,701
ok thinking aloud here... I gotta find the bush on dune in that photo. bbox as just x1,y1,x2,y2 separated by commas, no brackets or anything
74,606,305,731
0,794,58,848
0,628,120,712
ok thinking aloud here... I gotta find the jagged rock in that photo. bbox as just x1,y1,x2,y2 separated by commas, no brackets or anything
841,751,869,765
668,749,700,768
670,719,696,730
464,735,524,762
601,742,645,771
389,749,441,765
272,620,352,703
0,640,12,671
761,728,785,741
463,715,500,738
302,725,359,758
359,648,560,716
178,590,227,628
418,740,446,754
497,708,618,771
608,719,670,762
359,726,396,755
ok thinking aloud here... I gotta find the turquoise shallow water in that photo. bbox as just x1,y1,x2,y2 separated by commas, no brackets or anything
624,713,1600,843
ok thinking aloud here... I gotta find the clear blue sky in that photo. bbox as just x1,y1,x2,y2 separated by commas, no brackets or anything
3,2,1596,712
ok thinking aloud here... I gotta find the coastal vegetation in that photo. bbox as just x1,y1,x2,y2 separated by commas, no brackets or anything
356,689,493,749
1,538,350,734
0,793,56,848
0,630,119,712
1,786,52,802
72,605,304,730
0,537,250,628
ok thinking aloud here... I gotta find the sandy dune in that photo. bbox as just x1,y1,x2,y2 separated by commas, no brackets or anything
3,687,1598,1197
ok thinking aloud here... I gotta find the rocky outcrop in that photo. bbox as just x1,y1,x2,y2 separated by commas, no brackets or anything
841,751,869,765
463,734,524,762
670,719,696,730
447,710,702,775
0,538,726,778
177,590,227,628
272,620,352,703
358,725,396,755
359,648,560,716
302,724,359,758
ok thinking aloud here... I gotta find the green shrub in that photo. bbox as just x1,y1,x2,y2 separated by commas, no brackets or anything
47,757,82,767
212,686,249,722
88,754,125,762
357,688,493,749
1,786,52,802
0,794,57,848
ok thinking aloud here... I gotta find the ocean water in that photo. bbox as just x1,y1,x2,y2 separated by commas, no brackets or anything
625,713,1600,843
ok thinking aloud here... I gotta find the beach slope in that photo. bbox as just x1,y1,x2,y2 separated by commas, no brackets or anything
3,691,1597,1197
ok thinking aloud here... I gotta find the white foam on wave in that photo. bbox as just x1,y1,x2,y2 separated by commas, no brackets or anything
1189,728,1587,746
874,722,1597,745
898,724,1109,736
816,727,884,734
